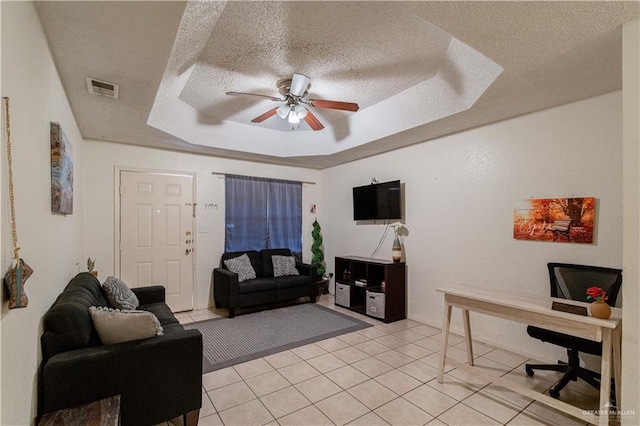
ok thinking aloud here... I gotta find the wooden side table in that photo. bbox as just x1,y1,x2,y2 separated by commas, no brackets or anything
39,395,120,426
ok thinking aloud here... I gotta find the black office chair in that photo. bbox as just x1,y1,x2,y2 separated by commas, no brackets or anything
525,262,622,399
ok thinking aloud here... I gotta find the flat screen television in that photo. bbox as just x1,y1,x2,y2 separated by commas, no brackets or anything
353,180,401,221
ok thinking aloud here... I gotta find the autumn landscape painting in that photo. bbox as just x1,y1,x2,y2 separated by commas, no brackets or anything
513,197,595,244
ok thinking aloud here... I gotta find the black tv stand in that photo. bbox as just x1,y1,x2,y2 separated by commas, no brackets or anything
334,256,406,323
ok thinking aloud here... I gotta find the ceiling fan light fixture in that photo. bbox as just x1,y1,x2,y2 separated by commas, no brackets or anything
288,108,300,124
294,105,308,119
276,104,290,119
227,73,358,132
289,73,311,97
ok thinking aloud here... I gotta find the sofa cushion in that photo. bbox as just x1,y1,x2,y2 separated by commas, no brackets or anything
102,276,139,310
221,251,263,277
89,306,164,345
141,302,180,326
131,285,165,306
224,253,257,282
272,255,300,277
238,278,278,294
41,273,109,360
260,249,294,277
274,275,311,289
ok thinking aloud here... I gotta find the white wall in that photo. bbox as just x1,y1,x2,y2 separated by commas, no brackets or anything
1,2,85,424
1,0,4,415
622,18,640,423
322,92,623,362
82,141,322,310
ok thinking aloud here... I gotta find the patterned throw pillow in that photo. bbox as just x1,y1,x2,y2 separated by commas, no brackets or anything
272,255,300,277
224,253,257,282
102,276,139,310
89,306,163,345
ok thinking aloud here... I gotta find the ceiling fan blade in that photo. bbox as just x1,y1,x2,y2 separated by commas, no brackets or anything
307,99,359,112
289,73,311,97
303,109,324,131
226,91,283,102
251,108,278,123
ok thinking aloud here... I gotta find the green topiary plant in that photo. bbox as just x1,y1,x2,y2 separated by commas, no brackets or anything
311,219,325,277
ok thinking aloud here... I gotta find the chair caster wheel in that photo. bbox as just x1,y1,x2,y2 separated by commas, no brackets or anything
525,367,534,377
549,389,560,398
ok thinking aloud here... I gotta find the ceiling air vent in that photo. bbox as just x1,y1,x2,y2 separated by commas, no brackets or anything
86,77,119,99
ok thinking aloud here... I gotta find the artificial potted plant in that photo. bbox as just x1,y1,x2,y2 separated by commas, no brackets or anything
587,286,611,319
311,219,330,294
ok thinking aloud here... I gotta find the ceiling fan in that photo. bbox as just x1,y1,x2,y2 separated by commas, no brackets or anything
226,73,359,131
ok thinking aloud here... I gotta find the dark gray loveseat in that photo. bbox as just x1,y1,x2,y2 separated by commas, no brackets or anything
39,273,202,426
213,248,318,318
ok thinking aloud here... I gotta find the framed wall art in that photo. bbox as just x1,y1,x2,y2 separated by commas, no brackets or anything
50,122,73,214
513,197,595,244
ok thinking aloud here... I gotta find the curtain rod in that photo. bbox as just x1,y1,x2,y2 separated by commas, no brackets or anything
211,172,316,185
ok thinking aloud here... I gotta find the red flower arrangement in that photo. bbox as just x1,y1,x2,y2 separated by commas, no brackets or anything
586,286,607,302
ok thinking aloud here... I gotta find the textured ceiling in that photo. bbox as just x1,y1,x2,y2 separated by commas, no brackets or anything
34,1,640,169
179,1,452,130
148,1,502,158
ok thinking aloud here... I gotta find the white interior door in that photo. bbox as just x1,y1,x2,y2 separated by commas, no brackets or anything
120,171,194,312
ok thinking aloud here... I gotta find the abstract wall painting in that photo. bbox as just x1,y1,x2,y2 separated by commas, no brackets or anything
50,122,73,214
513,197,595,244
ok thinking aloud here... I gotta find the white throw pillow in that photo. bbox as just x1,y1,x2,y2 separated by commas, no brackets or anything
89,306,163,345
102,276,139,310
272,255,300,277
224,253,257,282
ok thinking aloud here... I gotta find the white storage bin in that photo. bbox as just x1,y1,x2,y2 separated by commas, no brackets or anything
366,290,385,319
335,283,354,307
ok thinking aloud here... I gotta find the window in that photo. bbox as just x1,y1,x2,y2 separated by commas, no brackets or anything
225,175,302,255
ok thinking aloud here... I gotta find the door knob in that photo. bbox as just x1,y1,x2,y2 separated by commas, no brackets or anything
185,248,192,255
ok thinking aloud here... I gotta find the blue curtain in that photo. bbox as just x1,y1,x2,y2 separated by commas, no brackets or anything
225,175,302,254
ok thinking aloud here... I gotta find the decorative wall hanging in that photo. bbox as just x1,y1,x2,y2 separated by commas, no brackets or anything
3,97,34,309
50,122,73,214
513,197,595,244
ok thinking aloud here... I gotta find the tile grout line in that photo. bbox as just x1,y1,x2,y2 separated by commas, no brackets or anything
190,296,601,426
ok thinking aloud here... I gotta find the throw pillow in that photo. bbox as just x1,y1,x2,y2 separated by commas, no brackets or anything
88,306,163,345
272,255,300,277
102,276,139,310
224,253,257,282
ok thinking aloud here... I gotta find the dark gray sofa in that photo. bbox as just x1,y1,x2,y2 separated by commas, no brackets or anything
39,272,202,426
213,248,318,318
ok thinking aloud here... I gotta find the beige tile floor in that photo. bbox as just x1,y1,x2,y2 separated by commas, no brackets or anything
161,294,606,426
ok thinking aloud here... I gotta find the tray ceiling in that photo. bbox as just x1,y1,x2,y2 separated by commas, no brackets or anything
34,1,640,168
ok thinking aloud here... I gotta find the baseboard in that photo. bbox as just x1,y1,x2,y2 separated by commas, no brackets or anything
406,313,559,365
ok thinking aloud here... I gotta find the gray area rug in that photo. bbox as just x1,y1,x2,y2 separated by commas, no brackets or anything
184,303,372,373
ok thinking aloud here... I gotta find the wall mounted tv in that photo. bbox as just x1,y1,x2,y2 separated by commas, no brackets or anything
353,180,402,221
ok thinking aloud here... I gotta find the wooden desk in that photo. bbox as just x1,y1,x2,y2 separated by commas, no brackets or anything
437,286,621,426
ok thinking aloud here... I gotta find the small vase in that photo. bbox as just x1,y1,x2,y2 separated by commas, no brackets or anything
590,300,611,319
392,234,402,263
